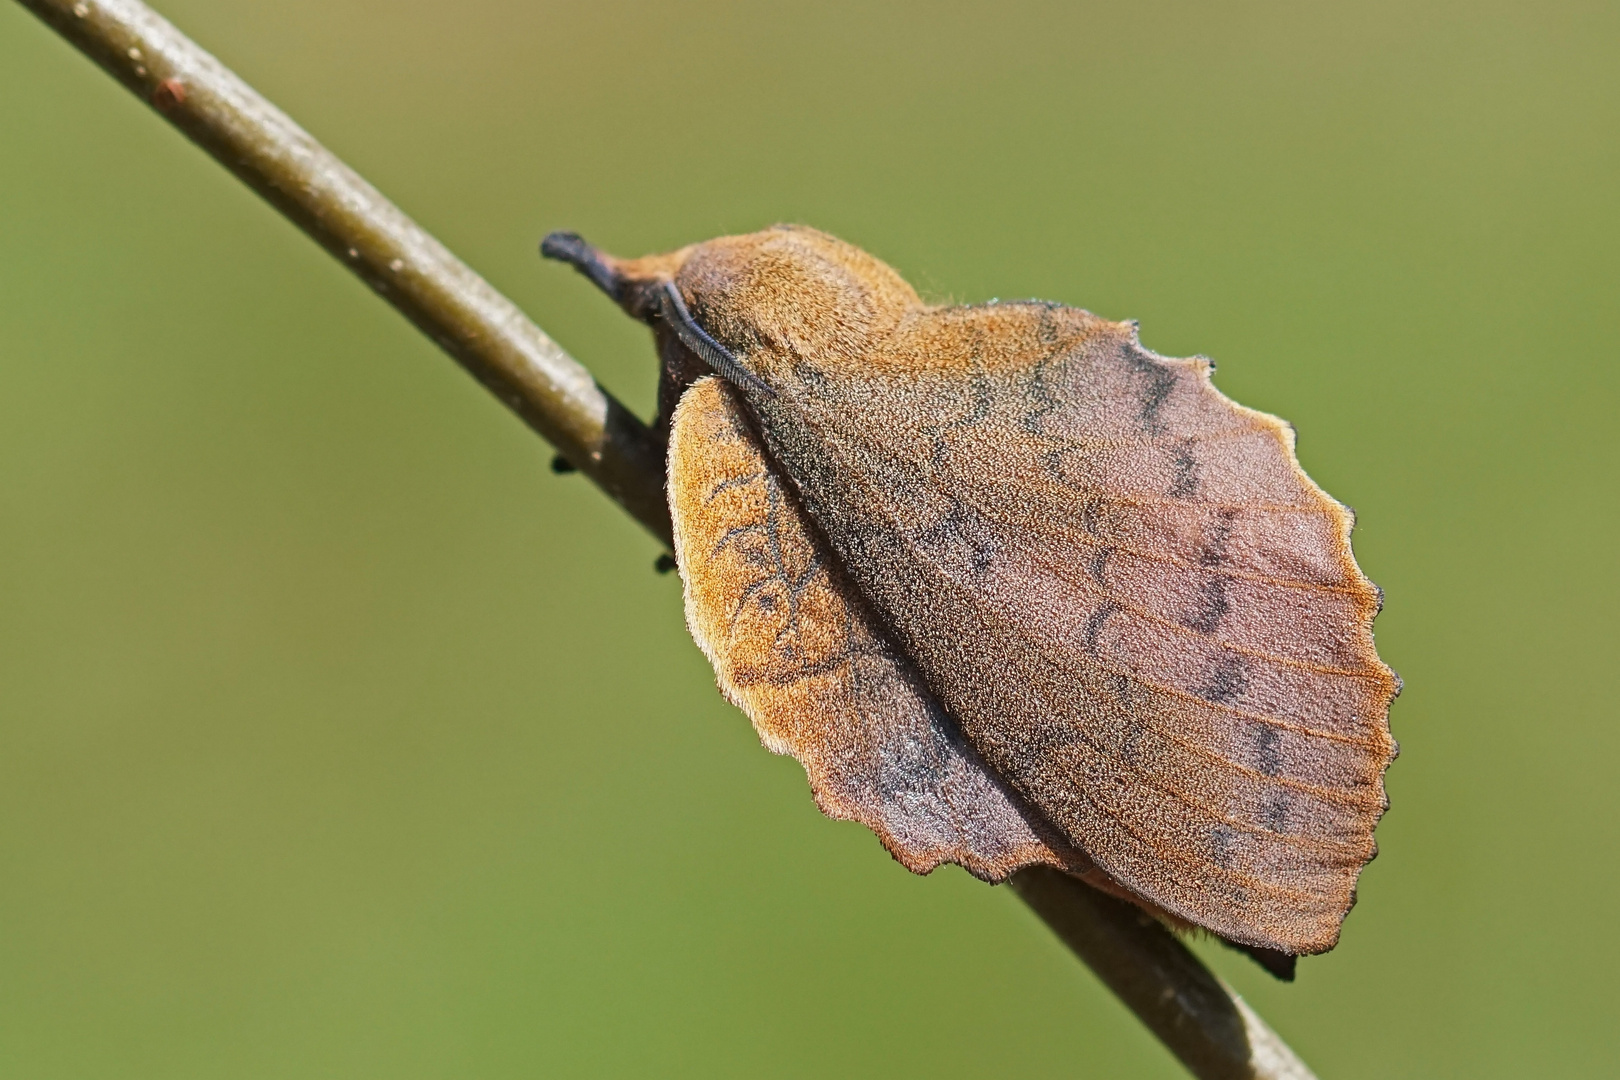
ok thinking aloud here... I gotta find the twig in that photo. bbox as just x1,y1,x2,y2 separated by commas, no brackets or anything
12,2,1317,1076
1012,869,1314,1079
16,0,671,542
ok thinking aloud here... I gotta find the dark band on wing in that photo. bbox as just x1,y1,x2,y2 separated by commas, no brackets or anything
1122,343,1179,431
1181,576,1230,635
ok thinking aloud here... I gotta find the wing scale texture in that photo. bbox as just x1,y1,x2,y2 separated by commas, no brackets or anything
669,376,1100,884
742,300,1398,953
556,225,1398,957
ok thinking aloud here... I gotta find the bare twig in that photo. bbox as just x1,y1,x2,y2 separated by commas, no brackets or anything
16,0,671,542
1012,869,1315,1079
12,2,1318,1076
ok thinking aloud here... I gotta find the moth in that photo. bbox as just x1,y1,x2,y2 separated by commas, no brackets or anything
543,225,1399,976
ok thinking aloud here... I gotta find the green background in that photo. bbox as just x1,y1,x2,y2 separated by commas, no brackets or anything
3,1,1616,1076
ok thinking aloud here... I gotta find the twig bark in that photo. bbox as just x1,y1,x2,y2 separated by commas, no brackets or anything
1012,869,1315,1079
16,0,671,542
12,2,1318,1076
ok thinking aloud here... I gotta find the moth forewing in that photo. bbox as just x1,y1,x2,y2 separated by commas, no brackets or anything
667,376,1096,883
548,225,1398,960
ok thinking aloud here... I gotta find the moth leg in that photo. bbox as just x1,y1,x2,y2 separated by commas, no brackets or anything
1216,937,1298,982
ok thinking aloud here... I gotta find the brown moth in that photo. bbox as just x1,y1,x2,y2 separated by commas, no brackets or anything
542,225,1399,975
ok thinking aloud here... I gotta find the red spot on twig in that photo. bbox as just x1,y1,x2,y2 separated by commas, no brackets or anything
152,78,186,111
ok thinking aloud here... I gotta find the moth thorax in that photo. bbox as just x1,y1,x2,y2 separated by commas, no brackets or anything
677,226,920,376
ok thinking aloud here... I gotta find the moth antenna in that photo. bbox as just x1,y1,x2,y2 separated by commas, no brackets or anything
659,281,776,399
539,230,624,302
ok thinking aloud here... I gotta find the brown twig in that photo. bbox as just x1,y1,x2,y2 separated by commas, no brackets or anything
16,0,671,542
12,2,1317,1076
1012,869,1314,1079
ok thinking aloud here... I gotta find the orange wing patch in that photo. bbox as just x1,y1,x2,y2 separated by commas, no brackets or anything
668,376,1093,883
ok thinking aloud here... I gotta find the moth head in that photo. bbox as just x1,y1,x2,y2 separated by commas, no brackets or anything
543,226,921,394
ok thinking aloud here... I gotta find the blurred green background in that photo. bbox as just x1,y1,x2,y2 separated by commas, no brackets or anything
2,1,1616,1076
